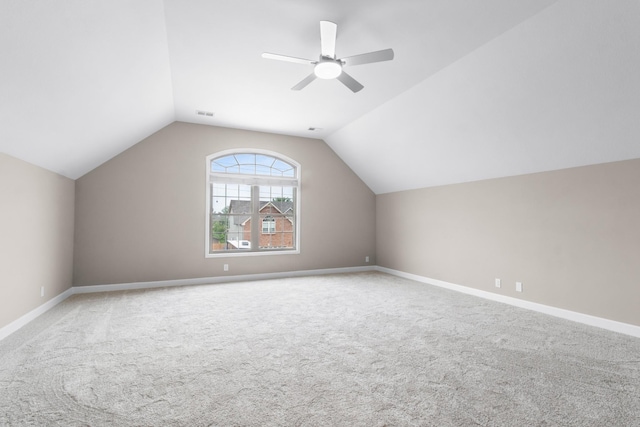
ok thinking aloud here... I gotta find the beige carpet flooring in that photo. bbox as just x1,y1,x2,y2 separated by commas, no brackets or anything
0,272,639,426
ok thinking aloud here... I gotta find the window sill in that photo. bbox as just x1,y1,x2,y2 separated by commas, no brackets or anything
205,248,300,258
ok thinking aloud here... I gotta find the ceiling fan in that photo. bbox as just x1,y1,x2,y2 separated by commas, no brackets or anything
262,21,394,93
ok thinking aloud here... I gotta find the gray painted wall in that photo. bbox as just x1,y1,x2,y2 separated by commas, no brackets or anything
377,158,640,327
73,122,376,286
0,154,75,330
4,122,637,332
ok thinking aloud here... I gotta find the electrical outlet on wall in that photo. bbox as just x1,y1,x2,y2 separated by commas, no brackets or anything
40,286,44,297
365,256,370,263
223,264,229,271
516,281,523,292
495,278,501,288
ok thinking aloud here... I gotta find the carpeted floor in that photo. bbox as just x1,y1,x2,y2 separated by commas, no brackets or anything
0,272,639,426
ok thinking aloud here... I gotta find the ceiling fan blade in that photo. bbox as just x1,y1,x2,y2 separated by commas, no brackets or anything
320,21,337,58
336,71,364,93
262,52,315,65
292,73,317,91
341,48,394,67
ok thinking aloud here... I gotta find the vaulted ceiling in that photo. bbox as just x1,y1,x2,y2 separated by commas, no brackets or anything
2,1,639,193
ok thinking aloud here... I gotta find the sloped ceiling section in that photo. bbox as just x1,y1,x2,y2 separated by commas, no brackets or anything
326,0,640,194
1,1,639,188
0,0,174,179
1,0,558,180
164,0,556,139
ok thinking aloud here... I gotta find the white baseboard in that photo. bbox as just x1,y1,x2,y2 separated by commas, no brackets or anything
4,265,637,342
72,265,376,294
0,266,375,341
0,288,75,342
376,266,640,339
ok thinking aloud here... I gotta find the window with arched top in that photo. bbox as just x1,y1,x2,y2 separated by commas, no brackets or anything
206,150,300,256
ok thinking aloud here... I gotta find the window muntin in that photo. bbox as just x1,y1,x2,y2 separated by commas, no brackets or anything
206,151,299,256
211,153,295,177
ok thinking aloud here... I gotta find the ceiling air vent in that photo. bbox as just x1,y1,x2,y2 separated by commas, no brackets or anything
196,110,214,117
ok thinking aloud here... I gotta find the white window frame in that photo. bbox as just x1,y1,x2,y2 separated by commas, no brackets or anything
205,149,301,258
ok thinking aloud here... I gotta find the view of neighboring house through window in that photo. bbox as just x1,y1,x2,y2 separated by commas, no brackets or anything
262,216,276,234
206,151,299,255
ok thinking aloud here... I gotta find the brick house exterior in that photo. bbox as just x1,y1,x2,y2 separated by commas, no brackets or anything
228,200,294,249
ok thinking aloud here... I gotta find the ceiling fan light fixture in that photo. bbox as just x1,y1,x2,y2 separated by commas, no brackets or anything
262,21,394,92
314,61,342,79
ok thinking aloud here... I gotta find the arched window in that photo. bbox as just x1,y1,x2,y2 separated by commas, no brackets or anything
206,150,299,256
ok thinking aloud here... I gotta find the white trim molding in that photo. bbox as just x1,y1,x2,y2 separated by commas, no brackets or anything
376,266,640,339
72,266,375,294
0,266,375,342
0,288,74,341
4,265,638,342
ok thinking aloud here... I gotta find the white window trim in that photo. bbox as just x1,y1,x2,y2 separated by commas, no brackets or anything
205,148,301,258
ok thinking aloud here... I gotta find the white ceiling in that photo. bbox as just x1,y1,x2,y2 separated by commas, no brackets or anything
1,0,639,193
